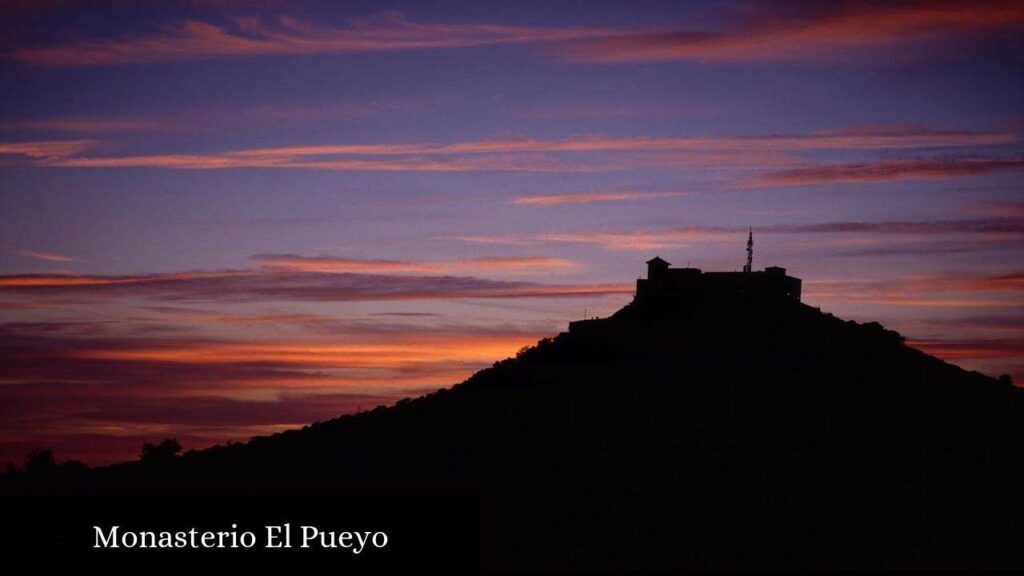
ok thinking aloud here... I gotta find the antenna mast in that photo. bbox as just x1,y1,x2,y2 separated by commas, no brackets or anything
743,228,753,273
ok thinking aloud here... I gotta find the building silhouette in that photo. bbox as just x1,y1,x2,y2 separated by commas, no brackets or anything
637,230,800,304
570,231,801,335
636,257,801,303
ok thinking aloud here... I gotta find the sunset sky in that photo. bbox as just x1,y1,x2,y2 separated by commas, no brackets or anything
1,0,1022,465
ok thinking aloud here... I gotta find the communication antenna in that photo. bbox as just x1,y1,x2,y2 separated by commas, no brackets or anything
743,227,753,273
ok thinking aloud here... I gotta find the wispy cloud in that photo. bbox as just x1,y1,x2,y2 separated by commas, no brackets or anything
908,338,1024,360
951,272,1024,293
18,249,75,263
755,156,1024,187
819,238,1015,258
21,127,1015,174
0,266,628,302
513,191,691,206
447,228,738,251
3,117,169,133
447,217,1024,251
560,0,1024,64
508,102,718,119
253,254,580,274
11,3,1023,69
2,100,429,136
536,229,735,251
0,270,254,288
805,270,1024,309
0,140,96,159
762,218,1024,236
66,337,534,372
224,130,1015,155
897,314,1024,335
972,201,1024,217
0,318,548,464
43,152,611,172
9,12,617,67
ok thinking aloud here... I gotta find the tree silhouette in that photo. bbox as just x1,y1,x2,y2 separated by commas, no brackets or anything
24,449,56,474
140,438,182,463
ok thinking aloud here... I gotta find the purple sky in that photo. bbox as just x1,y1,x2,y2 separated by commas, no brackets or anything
1,0,1022,464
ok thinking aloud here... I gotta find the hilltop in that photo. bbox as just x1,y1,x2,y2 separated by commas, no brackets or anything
3,277,1023,569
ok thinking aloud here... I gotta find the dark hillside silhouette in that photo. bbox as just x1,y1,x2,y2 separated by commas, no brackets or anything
2,260,1023,570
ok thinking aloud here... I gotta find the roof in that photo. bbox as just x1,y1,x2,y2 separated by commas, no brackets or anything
646,256,671,266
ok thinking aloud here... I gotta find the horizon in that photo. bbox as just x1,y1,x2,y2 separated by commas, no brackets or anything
1,0,1023,466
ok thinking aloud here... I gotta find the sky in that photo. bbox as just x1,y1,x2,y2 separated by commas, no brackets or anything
1,0,1022,465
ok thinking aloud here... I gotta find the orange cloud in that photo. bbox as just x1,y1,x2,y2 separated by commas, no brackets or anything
0,318,552,465
561,0,1024,63
70,335,535,373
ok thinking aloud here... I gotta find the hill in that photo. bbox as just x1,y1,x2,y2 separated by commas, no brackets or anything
2,297,1023,570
